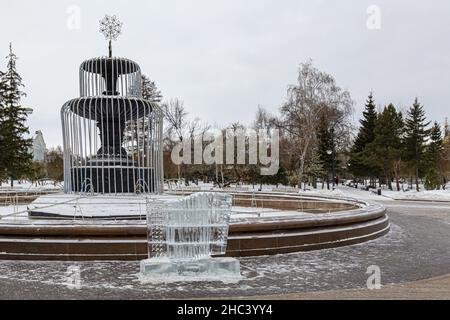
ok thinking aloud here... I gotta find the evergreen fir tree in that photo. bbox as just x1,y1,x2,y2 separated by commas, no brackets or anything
403,98,430,191
0,68,7,181
316,114,337,189
304,152,326,189
349,92,378,182
364,104,403,190
424,121,444,190
257,164,289,187
353,92,377,152
141,75,162,103
0,43,33,187
443,118,450,186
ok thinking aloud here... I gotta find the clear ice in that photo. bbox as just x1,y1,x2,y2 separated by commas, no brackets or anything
140,193,241,281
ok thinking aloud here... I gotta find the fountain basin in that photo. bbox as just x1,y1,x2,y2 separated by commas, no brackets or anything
0,192,389,261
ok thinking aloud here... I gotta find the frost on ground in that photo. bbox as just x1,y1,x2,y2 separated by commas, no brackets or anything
0,208,448,299
0,223,413,297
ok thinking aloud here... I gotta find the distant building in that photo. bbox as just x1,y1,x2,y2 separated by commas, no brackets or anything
31,130,47,162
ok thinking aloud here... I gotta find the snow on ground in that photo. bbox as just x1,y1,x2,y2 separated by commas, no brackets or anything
278,186,450,202
0,180,62,193
0,205,29,219
382,190,450,202
2,179,450,203
167,182,391,202
297,186,394,202
2,180,449,220
231,206,312,219
1,193,308,220
170,182,450,202
28,194,180,218
0,201,308,221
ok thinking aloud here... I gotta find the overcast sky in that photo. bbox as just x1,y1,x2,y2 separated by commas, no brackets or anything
1,0,449,147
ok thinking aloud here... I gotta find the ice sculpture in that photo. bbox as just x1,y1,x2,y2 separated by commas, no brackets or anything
140,193,241,280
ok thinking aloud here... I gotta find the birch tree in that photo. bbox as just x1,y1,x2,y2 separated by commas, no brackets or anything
278,60,353,186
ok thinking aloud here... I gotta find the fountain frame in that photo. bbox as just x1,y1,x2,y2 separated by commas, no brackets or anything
61,56,164,194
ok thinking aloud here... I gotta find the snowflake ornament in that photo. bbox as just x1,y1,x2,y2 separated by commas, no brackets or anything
99,15,123,41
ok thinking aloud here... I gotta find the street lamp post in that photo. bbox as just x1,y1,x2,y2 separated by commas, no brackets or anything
326,149,332,189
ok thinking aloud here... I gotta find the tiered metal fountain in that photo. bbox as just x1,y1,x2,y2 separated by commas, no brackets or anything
61,15,164,194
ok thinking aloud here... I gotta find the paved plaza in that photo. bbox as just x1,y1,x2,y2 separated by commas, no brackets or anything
0,199,448,299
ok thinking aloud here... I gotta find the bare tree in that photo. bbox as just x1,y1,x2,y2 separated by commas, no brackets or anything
162,98,188,143
46,147,64,185
161,98,191,183
254,106,274,130
278,60,353,186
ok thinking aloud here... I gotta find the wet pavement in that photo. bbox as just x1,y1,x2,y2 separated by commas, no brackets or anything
0,200,449,299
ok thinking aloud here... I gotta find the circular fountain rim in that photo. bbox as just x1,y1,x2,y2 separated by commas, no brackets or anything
0,191,389,260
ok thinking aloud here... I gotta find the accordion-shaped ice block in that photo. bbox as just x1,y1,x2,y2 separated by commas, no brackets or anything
147,192,232,259
141,193,240,280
